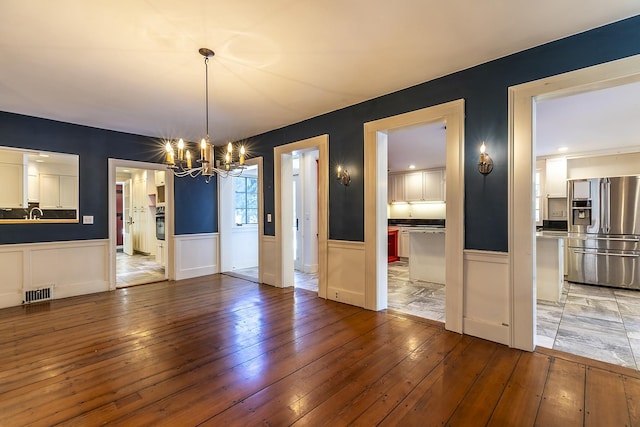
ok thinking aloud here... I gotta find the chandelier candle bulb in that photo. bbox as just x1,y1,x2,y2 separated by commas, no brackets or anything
200,139,207,162
165,142,175,165
240,146,245,165
337,165,342,179
186,150,192,168
177,138,185,161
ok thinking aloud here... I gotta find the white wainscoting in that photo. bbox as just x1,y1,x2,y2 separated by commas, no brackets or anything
172,233,219,281
463,250,510,346
0,239,109,309
327,240,366,307
261,235,278,287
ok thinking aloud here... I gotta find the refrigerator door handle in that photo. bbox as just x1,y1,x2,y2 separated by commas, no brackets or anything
573,250,639,257
591,237,640,242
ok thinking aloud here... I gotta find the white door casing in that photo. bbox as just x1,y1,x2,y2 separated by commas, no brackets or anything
509,54,640,351
363,99,465,333
274,135,328,296
123,179,133,256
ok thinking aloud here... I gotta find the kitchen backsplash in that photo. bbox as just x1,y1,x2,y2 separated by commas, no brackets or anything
388,202,445,220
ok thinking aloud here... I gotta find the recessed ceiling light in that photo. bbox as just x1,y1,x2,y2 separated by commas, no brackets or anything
39,153,49,157
409,164,416,169
558,146,568,152
122,169,130,172
35,159,45,163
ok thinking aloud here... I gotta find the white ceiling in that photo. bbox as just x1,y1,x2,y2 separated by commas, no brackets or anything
1,1,639,150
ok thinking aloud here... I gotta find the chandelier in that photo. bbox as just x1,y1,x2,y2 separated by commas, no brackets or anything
165,48,246,182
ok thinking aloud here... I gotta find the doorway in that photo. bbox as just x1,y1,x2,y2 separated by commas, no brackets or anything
363,100,465,333
386,122,447,322
510,54,640,354
108,159,172,289
219,158,263,283
291,151,319,292
274,135,328,296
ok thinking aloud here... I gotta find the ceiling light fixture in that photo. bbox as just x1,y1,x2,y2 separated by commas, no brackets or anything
558,146,569,152
165,48,246,182
409,164,416,169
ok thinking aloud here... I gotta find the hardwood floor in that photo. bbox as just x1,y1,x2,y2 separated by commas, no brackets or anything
1,274,640,426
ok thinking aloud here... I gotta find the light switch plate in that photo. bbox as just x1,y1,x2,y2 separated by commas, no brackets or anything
83,215,94,224
267,213,272,223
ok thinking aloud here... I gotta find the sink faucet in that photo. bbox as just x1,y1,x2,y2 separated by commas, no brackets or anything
29,207,44,220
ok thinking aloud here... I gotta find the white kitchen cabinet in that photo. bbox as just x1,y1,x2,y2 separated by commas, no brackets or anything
0,162,26,208
388,173,405,203
545,157,567,197
39,174,77,209
398,228,410,258
28,173,39,203
422,170,444,201
404,172,424,201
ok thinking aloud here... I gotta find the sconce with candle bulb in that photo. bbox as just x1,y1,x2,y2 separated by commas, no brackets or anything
336,165,351,186
478,142,493,175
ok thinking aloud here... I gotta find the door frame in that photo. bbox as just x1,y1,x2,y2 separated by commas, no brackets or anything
218,156,264,282
509,54,640,351
108,158,173,290
363,99,465,333
274,135,328,296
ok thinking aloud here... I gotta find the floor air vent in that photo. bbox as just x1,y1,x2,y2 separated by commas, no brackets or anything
24,287,53,304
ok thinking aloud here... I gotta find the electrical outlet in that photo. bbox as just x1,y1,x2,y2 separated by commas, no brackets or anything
335,292,339,299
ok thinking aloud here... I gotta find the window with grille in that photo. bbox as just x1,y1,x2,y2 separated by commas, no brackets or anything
235,176,258,225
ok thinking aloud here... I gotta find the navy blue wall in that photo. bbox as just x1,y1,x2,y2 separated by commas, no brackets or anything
246,15,640,251
0,112,217,244
2,16,639,250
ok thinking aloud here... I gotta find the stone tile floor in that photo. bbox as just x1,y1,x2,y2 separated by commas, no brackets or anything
537,281,640,370
389,260,640,370
116,251,166,287
229,267,318,292
388,260,445,322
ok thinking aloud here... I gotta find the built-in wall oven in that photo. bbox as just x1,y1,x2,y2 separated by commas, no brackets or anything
155,206,165,240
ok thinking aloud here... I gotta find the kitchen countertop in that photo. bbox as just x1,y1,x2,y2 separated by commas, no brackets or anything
536,230,589,239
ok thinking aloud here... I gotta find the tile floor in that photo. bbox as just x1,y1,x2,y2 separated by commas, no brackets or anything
228,267,319,292
389,259,640,371
116,251,166,287
387,260,446,322
537,281,640,370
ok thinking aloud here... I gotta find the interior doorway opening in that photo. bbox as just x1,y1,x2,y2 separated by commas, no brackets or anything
219,161,262,283
109,159,171,289
274,135,328,297
386,121,447,322
290,150,319,292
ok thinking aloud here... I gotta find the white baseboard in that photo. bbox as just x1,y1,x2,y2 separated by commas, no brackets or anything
327,240,365,307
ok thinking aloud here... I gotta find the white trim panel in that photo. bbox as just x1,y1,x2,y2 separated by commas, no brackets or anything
0,239,109,309
463,250,510,346
261,235,278,287
327,240,365,307
173,233,219,281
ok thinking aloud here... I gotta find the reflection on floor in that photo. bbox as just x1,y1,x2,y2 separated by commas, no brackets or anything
388,260,445,322
116,252,165,287
537,281,640,370
228,267,318,292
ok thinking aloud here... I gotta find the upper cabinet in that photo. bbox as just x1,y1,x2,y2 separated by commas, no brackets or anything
388,173,405,203
545,157,567,198
388,168,445,203
0,161,26,209
39,174,78,209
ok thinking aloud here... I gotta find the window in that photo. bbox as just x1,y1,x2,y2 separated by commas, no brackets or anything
235,176,258,225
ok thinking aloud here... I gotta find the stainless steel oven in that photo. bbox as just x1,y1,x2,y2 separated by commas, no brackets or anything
155,206,165,240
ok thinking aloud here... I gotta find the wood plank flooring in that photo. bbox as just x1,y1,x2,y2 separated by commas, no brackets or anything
1,274,640,426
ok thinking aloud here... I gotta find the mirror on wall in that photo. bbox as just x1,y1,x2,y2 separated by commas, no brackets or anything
0,147,79,223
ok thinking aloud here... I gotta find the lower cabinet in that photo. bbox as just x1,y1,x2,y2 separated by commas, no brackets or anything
399,228,410,258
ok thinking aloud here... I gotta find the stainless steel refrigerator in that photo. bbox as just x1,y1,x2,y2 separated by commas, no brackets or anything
567,176,640,289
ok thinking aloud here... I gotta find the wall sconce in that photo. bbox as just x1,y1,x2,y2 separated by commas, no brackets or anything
478,142,493,175
336,165,351,186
